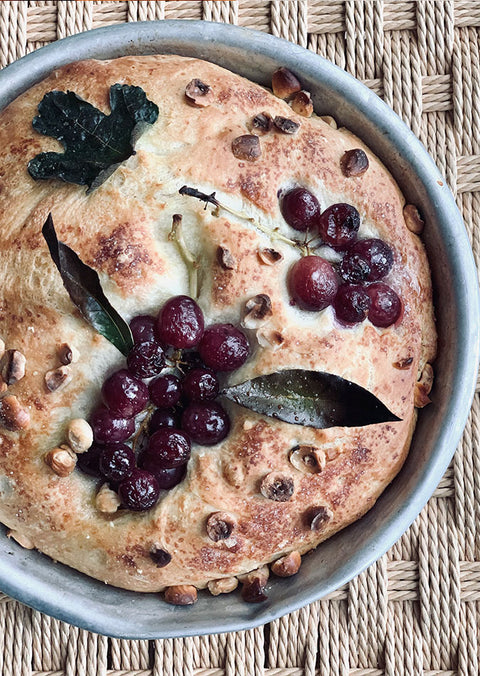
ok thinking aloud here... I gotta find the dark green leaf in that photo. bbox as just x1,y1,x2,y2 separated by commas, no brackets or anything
222,369,401,429
42,214,133,356
28,84,159,191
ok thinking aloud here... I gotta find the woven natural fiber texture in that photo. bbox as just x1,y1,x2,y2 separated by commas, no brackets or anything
0,1,479,674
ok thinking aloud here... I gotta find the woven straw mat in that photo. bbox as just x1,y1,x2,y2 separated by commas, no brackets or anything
1,1,480,675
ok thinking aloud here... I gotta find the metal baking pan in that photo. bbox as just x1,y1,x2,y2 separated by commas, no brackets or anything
0,21,478,639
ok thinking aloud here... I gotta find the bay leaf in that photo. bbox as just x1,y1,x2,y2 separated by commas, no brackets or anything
222,369,401,429
42,214,133,356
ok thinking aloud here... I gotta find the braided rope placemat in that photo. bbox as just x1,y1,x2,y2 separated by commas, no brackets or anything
0,1,479,674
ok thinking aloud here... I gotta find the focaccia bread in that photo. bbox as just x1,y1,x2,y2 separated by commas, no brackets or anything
0,55,436,600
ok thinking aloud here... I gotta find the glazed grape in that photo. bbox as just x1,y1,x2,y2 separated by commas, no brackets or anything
90,406,135,444
102,369,149,418
280,187,321,232
99,444,136,483
339,252,371,284
182,368,219,401
76,443,103,477
143,428,191,469
149,408,178,433
149,374,182,409
347,238,394,281
149,465,186,490
129,315,156,344
118,469,160,511
366,282,402,327
181,402,230,446
198,324,249,372
288,255,338,311
127,341,165,378
333,284,371,324
317,203,360,250
156,295,205,349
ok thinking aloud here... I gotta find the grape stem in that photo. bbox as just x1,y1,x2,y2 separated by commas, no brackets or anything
169,214,200,298
131,404,155,455
179,185,308,254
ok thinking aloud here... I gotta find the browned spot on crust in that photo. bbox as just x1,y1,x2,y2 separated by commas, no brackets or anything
91,224,153,280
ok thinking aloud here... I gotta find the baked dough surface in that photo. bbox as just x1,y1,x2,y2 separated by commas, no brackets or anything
0,55,436,591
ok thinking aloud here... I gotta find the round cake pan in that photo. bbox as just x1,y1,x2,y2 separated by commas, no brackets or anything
0,21,478,639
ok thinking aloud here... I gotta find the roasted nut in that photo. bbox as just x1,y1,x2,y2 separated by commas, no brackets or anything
291,90,313,117
238,565,269,585
404,204,425,234
7,529,34,550
58,343,79,365
164,585,197,606
0,349,26,385
44,444,77,477
150,545,172,568
248,112,273,135
393,356,413,370
256,328,284,350
66,418,93,454
185,79,214,107
217,246,236,270
257,247,283,265
232,134,261,161
0,339,4,360
272,67,302,99
95,483,121,513
271,551,301,577
321,115,338,128
45,365,72,392
274,116,300,134
206,511,236,542
208,577,239,596
0,395,30,431
0,380,7,394
242,294,272,329
260,471,294,502
308,505,333,531
341,148,369,177
414,363,434,407
289,445,326,474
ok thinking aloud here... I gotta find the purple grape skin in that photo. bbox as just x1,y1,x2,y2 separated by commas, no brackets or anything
182,368,219,402
99,444,136,483
181,402,230,446
77,443,103,477
288,255,338,311
339,252,371,284
366,282,402,327
143,428,191,469
101,369,149,418
156,295,205,349
118,469,160,511
317,203,360,250
280,187,321,232
90,406,135,444
180,351,205,372
198,324,249,372
333,284,371,324
127,341,165,378
149,465,186,490
149,374,182,409
348,238,394,281
129,315,156,344
149,408,178,433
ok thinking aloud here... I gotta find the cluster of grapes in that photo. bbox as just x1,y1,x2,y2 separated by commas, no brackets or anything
282,187,401,327
77,296,250,512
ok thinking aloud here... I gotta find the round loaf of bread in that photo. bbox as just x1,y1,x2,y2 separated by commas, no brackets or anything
0,56,435,593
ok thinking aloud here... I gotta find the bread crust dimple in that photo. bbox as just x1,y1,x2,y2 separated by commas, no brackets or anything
0,55,436,592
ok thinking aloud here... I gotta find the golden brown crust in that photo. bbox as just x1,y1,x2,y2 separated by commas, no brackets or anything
0,55,436,591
